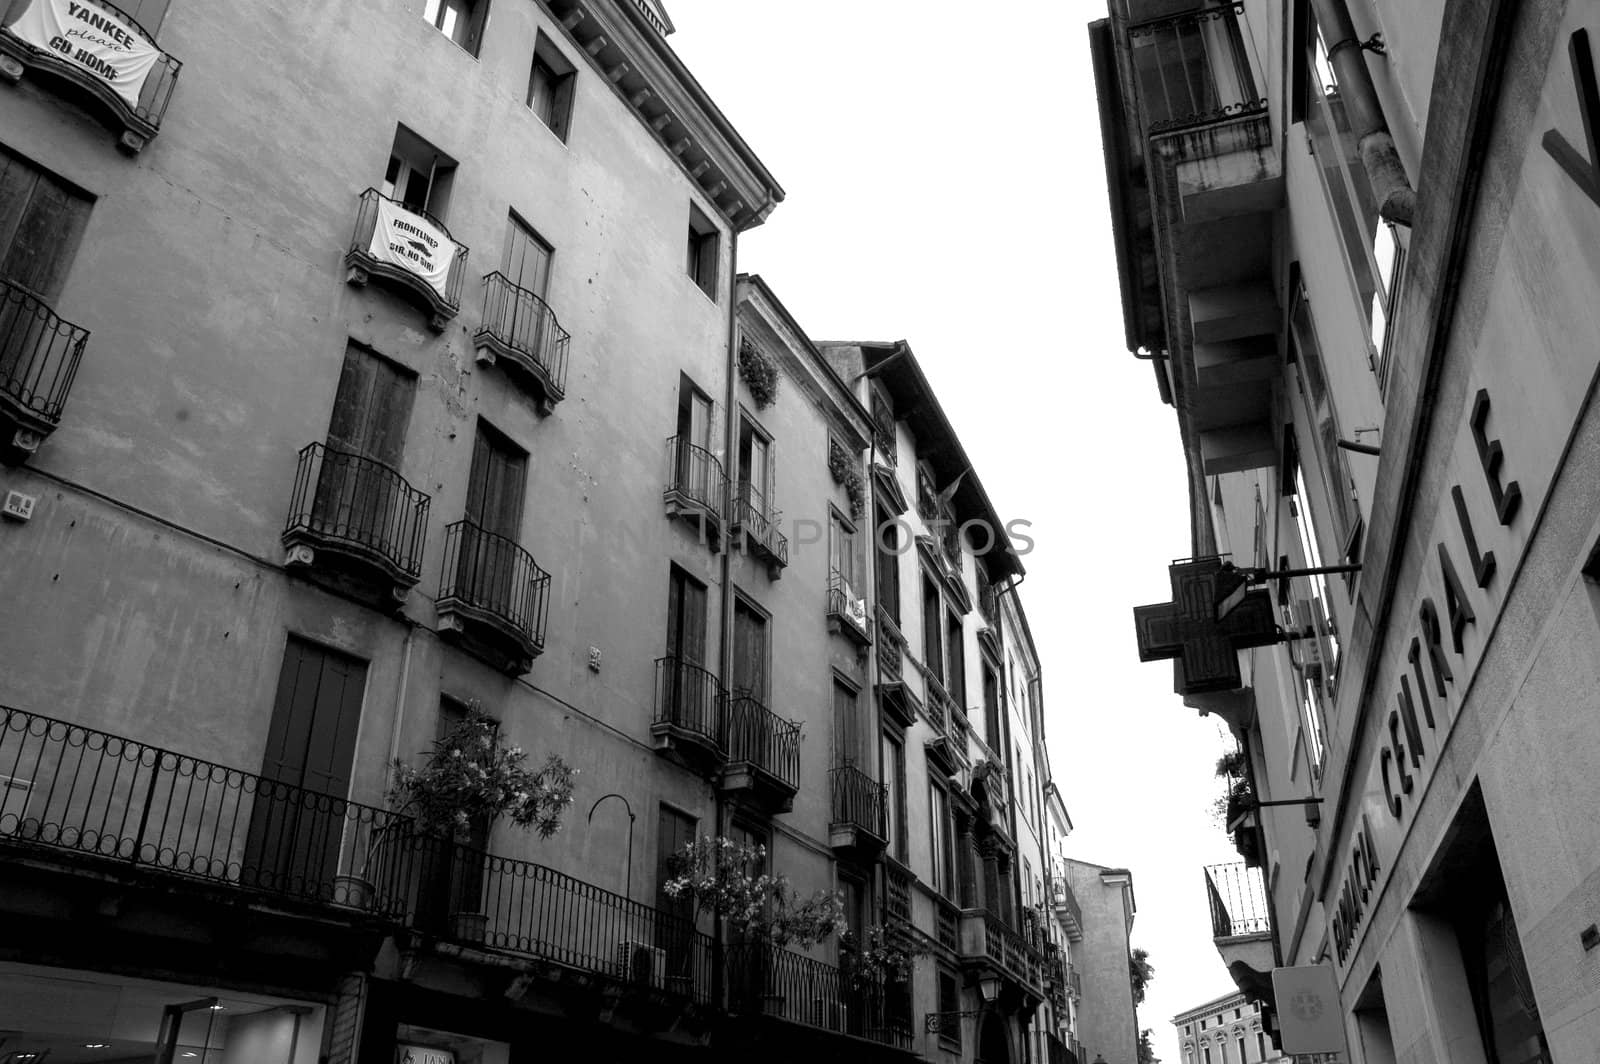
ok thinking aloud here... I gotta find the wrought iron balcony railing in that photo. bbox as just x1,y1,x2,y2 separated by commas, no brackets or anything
0,278,89,454
474,271,570,413
0,0,181,152
826,569,871,644
731,481,789,573
1205,861,1271,937
653,655,725,750
407,833,714,1003
830,762,886,840
1127,1,1267,135
282,442,430,589
0,703,414,911
344,188,468,330
437,520,552,670
727,943,913,1050
884,863,912,924
724,694,800,791
663,436,725,527
1047,872,1084,941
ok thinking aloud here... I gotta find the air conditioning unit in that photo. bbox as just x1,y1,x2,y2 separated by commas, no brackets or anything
617,940,666,987
1293,600,1326,686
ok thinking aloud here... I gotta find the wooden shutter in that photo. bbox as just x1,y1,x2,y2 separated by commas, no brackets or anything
259,637,366,796
466,422,526,538
946,612,965,703
327,344,415,466
502,215,552,297
119,0,171,34
922,579,942,683
668,569,708,666
0,153,92,303
732,600,766,700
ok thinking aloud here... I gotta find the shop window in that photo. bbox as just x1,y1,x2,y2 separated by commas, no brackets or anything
397,1023,510,1064
527,32,576,140
423,0,488,55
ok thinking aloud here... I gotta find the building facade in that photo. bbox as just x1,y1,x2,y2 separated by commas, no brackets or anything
1171,991,1284,1064
1096,0,1600,1061
0,1,1137,1061
1063,861,1137,1064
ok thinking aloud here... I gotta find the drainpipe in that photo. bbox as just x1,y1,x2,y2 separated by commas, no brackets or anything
1310,0,1415,225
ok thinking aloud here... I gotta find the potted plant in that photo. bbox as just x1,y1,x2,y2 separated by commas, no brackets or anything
840,924,925,993
335,702,576,936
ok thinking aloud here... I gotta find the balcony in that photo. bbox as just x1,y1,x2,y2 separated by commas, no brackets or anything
826,569,871,647
958,909,1045,1006
1047,874,1084,942
652,655,725,774
663,435,725,543
828,762,886,856
731,481,788,579
344,188,468,332
0,278,89,461
0,0,181,153
1127,2,1267,136
720,694,800,814
435,520,551,676
1204,861,1274,976
472,272,570,415
281,442,430,606
727,943,913,1051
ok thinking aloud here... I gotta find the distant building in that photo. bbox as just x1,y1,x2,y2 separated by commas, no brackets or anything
1172,991,1285,1064
1065,861,1138,1064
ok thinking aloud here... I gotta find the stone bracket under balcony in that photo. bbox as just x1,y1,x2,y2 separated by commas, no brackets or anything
0,1,181,154
472,271,569,415
0,279,89,464
435,520,550,676
345,188,467,332
281,442,429,609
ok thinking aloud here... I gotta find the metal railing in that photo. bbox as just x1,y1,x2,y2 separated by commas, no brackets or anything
664,436,725,521
0,279,89,431
876,607,904,679
347,188,468,313
438,520,552,654
0,0,181,132
727,944,912,1049
1127,1,1267,134
653,656,725,749
829,763,886,839
283,443,430,581
1205,861,1272,937
724,695,800,790
476,272,570,397
1047,873,1083,939
936,900,959,952
413,833,713,1003
733,481,789,566
0,704,414,912
827,569,869,637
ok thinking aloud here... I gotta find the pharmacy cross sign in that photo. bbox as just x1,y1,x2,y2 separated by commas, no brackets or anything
1133,557,1281,694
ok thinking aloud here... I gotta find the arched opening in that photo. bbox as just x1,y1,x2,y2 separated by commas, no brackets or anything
977,1013,1012,1064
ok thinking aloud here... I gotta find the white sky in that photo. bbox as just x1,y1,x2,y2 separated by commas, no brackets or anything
669,3,1245,1058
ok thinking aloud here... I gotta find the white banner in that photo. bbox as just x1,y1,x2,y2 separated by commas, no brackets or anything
5,0,159,107
368,196,456,300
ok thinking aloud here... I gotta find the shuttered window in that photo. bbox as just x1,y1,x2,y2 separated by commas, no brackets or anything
0,150,93,303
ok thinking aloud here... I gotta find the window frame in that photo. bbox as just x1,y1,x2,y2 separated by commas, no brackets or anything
686,203,720,299
423,0,487,55
526,31,577,141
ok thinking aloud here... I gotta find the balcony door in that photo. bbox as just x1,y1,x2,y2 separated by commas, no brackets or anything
458,420,527,614
728,598,769,765
316,344,416,547
246,637,366,895
0,151,92,392
738,418,772,528
675,377,714,505
654,804,698,987
500,215,553,358
665,566,710,731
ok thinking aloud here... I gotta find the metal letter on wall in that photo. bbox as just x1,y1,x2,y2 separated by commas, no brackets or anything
1543,28,1600,208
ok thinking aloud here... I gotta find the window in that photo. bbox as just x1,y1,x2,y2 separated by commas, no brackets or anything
1256,1033,1266,1060
502,212,553,297
945,610,965,705
731,596,769,702
526,32,576,140
922,576,943,684
423,0,486,54
382,126,456,219
1303,15,1405,365
686,203,719,298
665,565,709,667
882,731,907,861
119,0,170,34
937,968,962,1049
830,509,858,590
739,418,774,521
1289,285,1362,571
1237,1037,1247,1064
672,375,715,501
465,420,527,539
875,502,901,624
833,678,864,766
929,782,956,899
1203,1047,1213,1064
326,343,417,467
983,663,1002,752
0,149,93,303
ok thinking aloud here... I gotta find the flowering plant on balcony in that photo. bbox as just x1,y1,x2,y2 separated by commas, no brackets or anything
840,923,927,990
663,836,846,947
738,338,780,409
389,704,577,840
828,439,866,520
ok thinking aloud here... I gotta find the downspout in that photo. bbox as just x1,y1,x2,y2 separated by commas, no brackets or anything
1309,0,1415,225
